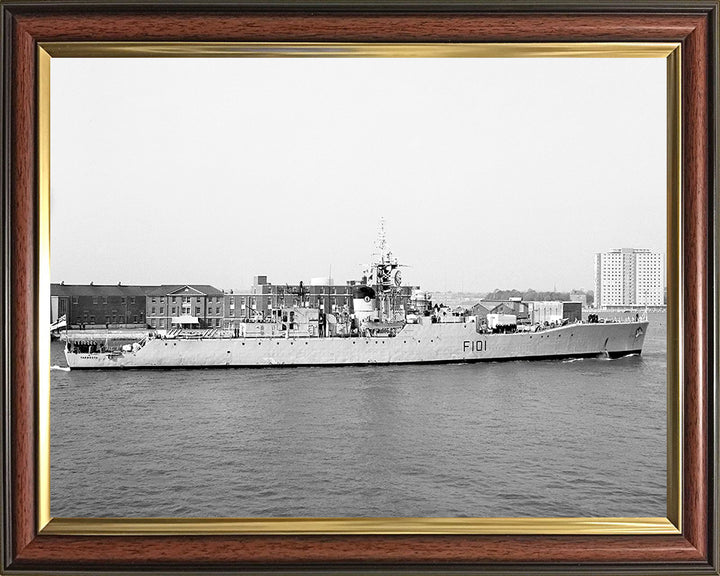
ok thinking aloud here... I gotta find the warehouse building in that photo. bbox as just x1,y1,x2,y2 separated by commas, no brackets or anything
50,283,159,328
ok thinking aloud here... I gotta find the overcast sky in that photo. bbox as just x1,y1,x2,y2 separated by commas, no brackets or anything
50,57,666,293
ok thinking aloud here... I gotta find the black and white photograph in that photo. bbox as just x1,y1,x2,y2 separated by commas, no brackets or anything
49,54,667,519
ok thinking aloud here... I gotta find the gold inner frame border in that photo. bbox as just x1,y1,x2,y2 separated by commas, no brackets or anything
36,41,682,536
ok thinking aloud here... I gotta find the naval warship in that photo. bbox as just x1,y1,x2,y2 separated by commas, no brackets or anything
63,229,648,369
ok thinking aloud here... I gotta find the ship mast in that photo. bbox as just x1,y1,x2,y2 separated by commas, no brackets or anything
365,218,403,322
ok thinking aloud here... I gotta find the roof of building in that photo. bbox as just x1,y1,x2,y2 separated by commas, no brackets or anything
51,284,160,297
147,284,224,296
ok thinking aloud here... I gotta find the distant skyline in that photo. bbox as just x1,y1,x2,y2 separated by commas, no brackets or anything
51,57,666,292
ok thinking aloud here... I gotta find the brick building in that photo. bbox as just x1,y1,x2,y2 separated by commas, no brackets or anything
145,285,225,330
50,283,159,328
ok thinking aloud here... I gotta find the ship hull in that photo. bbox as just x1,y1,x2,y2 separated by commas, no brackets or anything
64,321,648,369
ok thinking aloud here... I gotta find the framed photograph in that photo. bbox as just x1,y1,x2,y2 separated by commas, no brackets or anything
1,1,717,574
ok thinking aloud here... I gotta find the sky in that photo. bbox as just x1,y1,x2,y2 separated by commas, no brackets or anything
50,57,666,293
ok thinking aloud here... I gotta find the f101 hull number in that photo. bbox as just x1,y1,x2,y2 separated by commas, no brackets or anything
463,340,487,352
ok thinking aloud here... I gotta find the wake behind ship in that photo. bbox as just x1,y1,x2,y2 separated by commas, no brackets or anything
64,228,648,369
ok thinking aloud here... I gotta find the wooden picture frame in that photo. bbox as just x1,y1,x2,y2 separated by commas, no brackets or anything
1,1,717,573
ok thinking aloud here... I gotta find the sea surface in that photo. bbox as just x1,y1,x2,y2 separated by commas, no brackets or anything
50,311,666,518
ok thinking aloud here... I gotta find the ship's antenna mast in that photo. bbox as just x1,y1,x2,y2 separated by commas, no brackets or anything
378,218,387,260
367,217,403,322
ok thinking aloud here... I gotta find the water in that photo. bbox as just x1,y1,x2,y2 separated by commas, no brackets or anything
50,312,666,518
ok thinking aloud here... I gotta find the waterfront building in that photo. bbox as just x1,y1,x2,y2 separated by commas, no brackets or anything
527,301,582,324
594,248,665,307
145,285,224,329
50,283,159,328
470,302,493,321
478,299,530,320
470,299,579,324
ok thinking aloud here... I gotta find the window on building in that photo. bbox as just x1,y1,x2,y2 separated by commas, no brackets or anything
72,296,78,304
150,319,156,327
105,316,110,323
121,297,126,304
151,307,156,314
216,307,221,314
172,307,176,314
90,316,95,323
195,307,200,315
152,297,156,303
133,315,137,323
160,307,164,314
131,297,136,304
103,297,108,305
160,319,165,327
93,296,98,304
